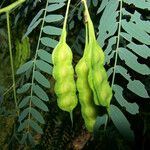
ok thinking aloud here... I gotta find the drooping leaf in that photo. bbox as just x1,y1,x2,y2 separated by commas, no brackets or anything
30,107,45,124
97,0,109,13
42,26,62,35
32,84,49,101
23,19,43,38
16,61,33,74
113,85,139,114
127,43,150,59
20,133,28,144
124,0,150,10
93,114,108,137
104,36,116,64
119,48,150,75
122,20,150,45
47,3,65,12
28,120,43,134
127,80,149,98
92,0,98,7
35,59,52,75
27,132,35,145
37,49,52,64
17,83,31,94
19,108,29,122
31,96,49,111
45,15,63,23
18,120,28,132
34,71,50,88
41,37,58,48
97,0,119,47
48,0,65,3
110,105,134,141
115,65,131,81
18,96,30,108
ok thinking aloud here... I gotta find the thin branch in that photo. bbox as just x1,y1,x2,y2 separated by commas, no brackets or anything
0,0,25,14
6,12,19,116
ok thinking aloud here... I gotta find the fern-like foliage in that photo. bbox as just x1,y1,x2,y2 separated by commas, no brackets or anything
96,0,150,140
16,0,65,144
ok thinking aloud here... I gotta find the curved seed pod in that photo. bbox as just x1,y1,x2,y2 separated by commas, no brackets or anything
82,0,112,109
75,25,98,132
52,30,78,114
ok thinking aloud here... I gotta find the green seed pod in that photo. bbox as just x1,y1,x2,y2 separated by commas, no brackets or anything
82,0,112,110
52,30,78,114
75,25,98,132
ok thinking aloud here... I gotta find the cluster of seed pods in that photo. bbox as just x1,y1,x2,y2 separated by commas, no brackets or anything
75,0,112,132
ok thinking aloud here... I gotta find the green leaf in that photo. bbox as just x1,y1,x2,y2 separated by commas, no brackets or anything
35,59,52,75
42,26,62,35
47,3,65,12
127,43,150,59
20,133,28,144
18,96,30,108
119,48,150,75
31,96,49,111
23,19,42,38
122,20,150,45
92,0,98,7
30,107,45,124
97,0,109,13
48,0,65,3
28,9,44,29
34,71,50,88
124,0,150,10
127,80,149,98
19,108,29,122
104,37,116,64
17,83,31,94
27,132,35,145
37,49,52,64
97,0,119,47
32,84,49,101
110,105,134,141
18,120,27,132
16,61,33,74
41,37,58,48
93,114,108,137
45,15,63,23
28,120,43,134
115,65,131,81
113,84,139,114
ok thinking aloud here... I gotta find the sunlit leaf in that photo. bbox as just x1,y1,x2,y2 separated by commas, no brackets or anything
30,107,45,124
16,61,33,74
17,83,31,94
32,84,49,101
37,49,52,64
127,80,149,98
28,120,43,134
34,71,50,88
35,59,52,75
110,105,134,141
31,96,49,111
113,85,139,114
18,96,30,108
